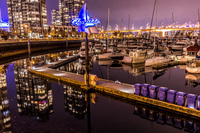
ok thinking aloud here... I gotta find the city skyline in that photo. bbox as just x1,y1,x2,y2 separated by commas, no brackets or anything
1,0,200,29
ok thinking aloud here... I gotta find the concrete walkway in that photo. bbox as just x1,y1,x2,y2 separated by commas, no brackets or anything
32,55,135,94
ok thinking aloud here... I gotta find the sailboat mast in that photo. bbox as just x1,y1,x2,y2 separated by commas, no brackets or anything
198,9,199,34
121,19,123,43
154,0,157,47
108,8,110,29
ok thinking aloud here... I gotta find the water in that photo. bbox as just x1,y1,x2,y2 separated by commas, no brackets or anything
1,53,200,132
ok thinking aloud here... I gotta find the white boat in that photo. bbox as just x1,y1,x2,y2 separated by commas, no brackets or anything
78,45,93,58
145,56,172,67
122,49,146,64
93,44,104,54
170,39,190,51
98,52,113,60
186,58,200,73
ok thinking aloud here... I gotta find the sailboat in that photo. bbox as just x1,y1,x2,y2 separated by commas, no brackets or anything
144,0,172,67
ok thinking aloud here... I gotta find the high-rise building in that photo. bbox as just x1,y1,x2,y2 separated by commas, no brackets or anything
51,9,61,26
59,0,84,26
7,0,48,37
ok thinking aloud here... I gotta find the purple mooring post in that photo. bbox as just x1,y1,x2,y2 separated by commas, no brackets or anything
134,83,141,95
167,89,177,104
149,85,159,99
176,91,187,106
187,93,197,109
158,87,169,101
141,84,150,97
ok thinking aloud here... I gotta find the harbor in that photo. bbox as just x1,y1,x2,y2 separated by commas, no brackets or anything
2,0,200,132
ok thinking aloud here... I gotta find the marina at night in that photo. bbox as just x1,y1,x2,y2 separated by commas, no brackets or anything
1,0,200,133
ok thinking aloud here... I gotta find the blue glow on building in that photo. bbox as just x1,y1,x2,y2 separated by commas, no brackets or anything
71,3,100,33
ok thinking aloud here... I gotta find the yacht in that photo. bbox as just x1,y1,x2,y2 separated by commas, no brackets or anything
186,58,200,73
170,39,189,51
145,54,172,67
78,45,93,58
93,44,104,54
122,49,146,64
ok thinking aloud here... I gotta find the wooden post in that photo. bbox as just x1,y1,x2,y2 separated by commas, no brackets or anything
28,40,31,60
66,39,68,50
85,33,89,87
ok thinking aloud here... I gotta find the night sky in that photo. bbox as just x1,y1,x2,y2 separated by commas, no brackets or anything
1,0,200,29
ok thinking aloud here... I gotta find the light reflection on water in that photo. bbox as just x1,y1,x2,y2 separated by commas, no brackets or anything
1,53,200,132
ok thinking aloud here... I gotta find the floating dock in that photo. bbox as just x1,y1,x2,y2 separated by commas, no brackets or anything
28,55,200,119
152,61,186,69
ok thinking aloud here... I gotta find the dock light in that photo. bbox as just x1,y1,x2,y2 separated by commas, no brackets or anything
149,85,159,99
186,93,197,109
167,89,177,104
176,91,187,106
141,84,150,97
158,87,169,101
134,83,141,95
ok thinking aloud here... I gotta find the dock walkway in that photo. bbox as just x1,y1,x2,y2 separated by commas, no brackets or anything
31,55,135,93
28,55,200,119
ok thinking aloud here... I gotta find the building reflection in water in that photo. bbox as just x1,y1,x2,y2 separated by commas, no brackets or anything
133,106,200,132
0,65,12,132
14,59,53,122
63,85,97,120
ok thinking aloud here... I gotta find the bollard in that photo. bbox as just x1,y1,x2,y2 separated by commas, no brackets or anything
134,83,141,95
158,87,169,101
176,91,187,106
28,40,31,59
66,39,68,49
149,85,159,99
141,84,150,97
184,121,194,133
186,93,197,109
198,95,200,110
167,89,177,104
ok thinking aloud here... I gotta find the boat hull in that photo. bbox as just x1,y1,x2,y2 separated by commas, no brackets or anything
122,56,145,64
186,66,200,74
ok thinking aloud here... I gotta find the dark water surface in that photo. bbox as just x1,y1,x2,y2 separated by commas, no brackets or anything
1,55,200,132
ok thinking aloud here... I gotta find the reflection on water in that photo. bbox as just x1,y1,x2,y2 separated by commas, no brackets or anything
3,52,200,132
0,65,11,132
133,105,200,132
64,85,87,119
14,59,53,121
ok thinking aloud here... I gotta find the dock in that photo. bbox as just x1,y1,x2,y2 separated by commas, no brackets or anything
28,55,200,119
152,61,186,69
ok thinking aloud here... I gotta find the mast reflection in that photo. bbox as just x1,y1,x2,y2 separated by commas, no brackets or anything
14,59,53,122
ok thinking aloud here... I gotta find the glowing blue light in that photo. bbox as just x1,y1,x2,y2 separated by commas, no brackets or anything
71,3,100,33
0,21,10,28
